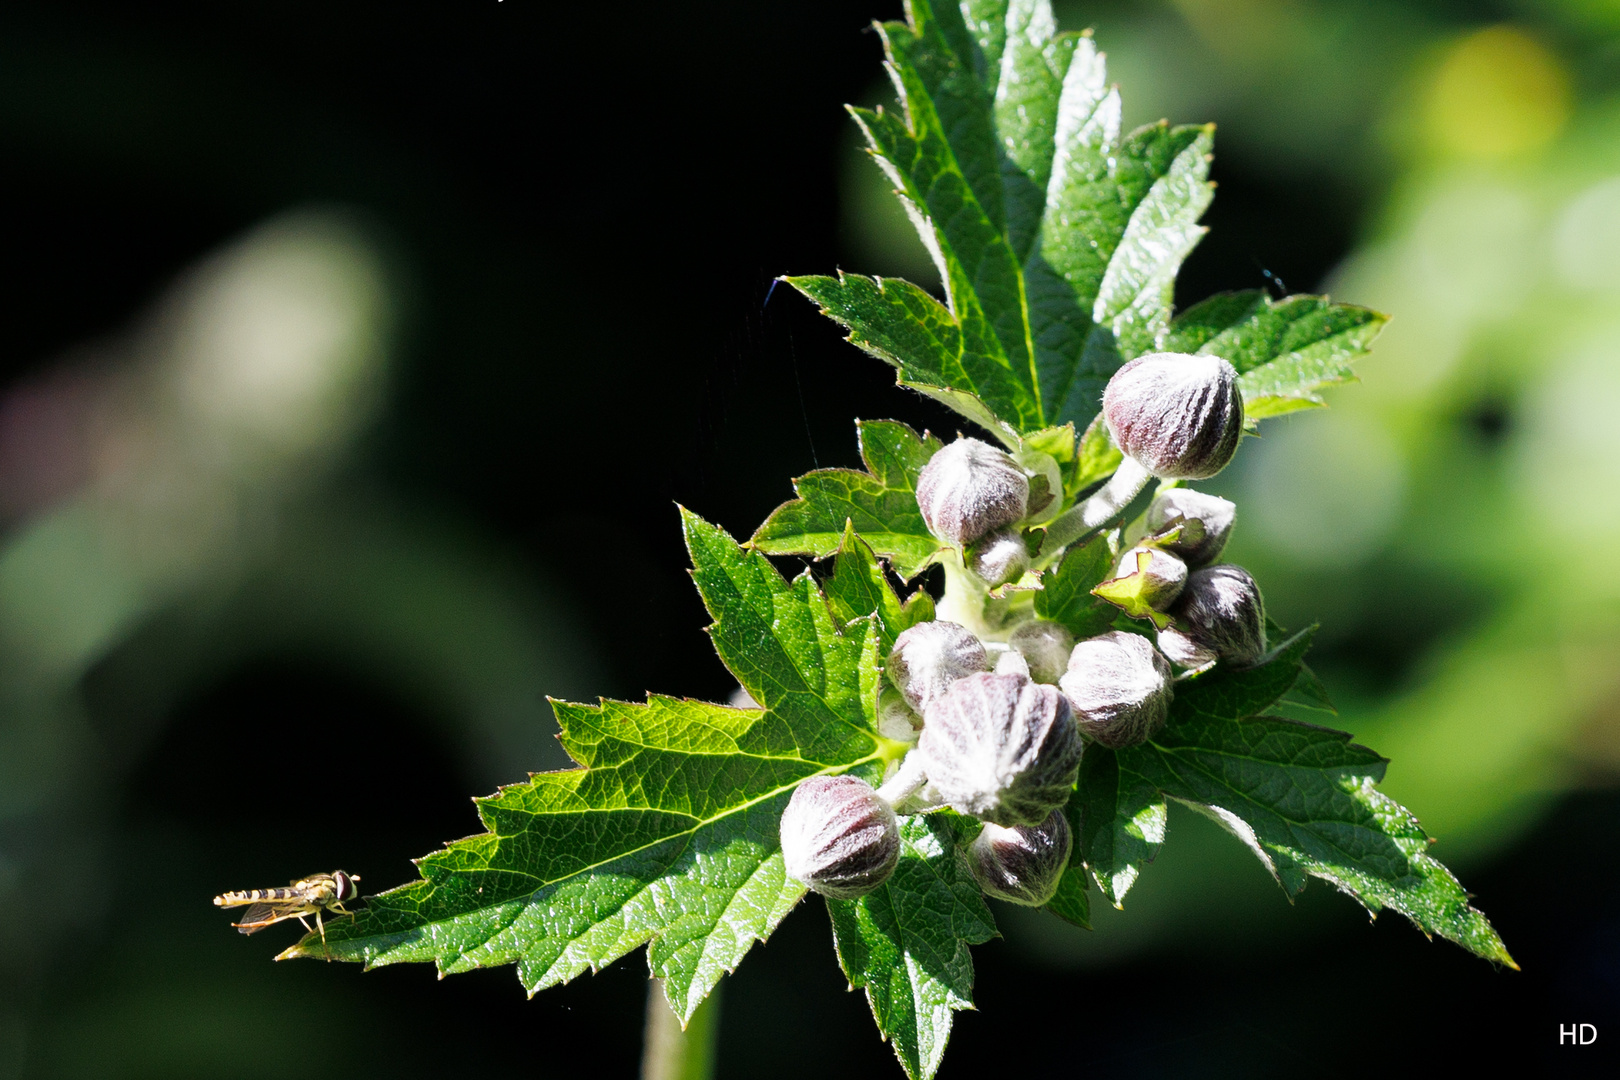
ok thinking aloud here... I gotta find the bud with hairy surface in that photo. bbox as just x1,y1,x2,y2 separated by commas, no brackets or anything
886,620,989,712
1113,544,1189,611
1008,620,1075,685
1059,630,1174,749
1145,488,1236,568
967,807,1073,906
918,672,1084,826
1103,352,1243,479
1157,564,1267,670
915,437,1030,547
968,528,1030,588
779,775,901,899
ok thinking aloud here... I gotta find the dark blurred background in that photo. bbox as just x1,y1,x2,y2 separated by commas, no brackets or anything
0,0,1616,1076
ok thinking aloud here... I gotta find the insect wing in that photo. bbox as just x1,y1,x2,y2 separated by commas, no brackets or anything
233,900,302,934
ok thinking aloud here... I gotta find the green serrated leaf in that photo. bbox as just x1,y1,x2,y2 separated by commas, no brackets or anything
282,513,892,1019
826,521,934,650
791,0,1216,438
1081,629,1513,963
753,420,944,579
827,815,998,1080
1033,532,1115,638
1163,290,1387,420
1280,661,1337,714
1076,746,1167,907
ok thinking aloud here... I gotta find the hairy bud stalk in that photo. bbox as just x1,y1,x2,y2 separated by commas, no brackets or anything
1145,488,1236,568
1157,564,1267,670
886,620,988,713
918,672,1084,827
968,808,1073,906
915,437,1029,548
779,775,901,899
1059,630,1174,749
1103,352,1243,480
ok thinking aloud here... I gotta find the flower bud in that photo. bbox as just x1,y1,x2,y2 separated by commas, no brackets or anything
886,620,989,713
918,672,1084,826
876,685,921,742
1113,544,1188,611
1156,564,1267,670
968,808,1073,906
779,774,901,899
915,437,1030,547
993,648,1031,678
1059,630,1173,749
1144,488,1236,568
1102,352,1243,479
968,528,1030,588
1008,620,1074,685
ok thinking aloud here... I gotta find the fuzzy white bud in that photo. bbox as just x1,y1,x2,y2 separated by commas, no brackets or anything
1157,564,1267,669
1102,352,1243,479
886,620,989,713
1145,488,1236,568
967,808,1073,906
969,528,1030,588
1008,620,1075,685
876,685,921,742
1059,630,1174,749
915,437,1030,547
918,672,1084,826
779,775,901,899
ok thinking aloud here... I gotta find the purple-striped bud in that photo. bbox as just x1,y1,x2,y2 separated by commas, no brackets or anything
1145,488,1236,568
968,528,1030,588
1157,564,1267,670
886,620,989,713
918,672,1084,827
1103,353,1243,479
1059,630,1174,749
915,437,1029,547
968,808,1073,906
780,775,901,899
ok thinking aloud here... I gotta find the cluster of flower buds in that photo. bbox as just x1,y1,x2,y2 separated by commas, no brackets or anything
779,352,1264,903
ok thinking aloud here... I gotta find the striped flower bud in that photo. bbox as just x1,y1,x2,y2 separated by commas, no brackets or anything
1008,620,1075,685
968,528,1030,588
918,672,1084,827
1157,564,1267,670
1103,352,1243,479
1145,488,1236,568
968,808,1073,906
886,620,989,713
915,437,1029,547
779,775,901,899
1059,630,1174,749
1113,544,1188,611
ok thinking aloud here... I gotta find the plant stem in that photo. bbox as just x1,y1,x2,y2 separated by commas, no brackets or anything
642,978,721,1080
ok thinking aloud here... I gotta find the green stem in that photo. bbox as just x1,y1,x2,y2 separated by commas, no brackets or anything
641,979,721,1080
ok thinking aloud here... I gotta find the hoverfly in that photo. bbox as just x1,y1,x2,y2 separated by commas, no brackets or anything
213,870,361,944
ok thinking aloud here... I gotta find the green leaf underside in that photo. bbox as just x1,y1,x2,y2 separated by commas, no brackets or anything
283,513,893,1020
828,815,997,1080
788,0,1216,440
1164,290,1388,420
1090,553,1176,630
1077,629,1513,965
1033,532,1115,638
752,420,944,580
